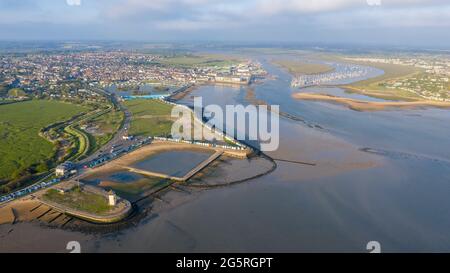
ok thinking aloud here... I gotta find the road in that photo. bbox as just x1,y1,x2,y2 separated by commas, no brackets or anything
78,90,132,167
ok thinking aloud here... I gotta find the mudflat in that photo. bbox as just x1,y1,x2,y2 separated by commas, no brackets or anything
0,198,45,225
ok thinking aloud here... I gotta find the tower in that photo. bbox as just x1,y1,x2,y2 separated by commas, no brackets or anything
108,190,117,206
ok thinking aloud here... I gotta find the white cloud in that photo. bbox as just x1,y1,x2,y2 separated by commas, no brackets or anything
103,0,450,20
1,0,449,37
367,0,382,6
155,19,226,30
258,0,361,15
66,0,81,6
256,0,450,15
91,0,449,33
314,5,450,28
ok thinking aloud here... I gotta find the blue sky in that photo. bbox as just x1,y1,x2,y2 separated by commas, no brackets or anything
0,0,449,47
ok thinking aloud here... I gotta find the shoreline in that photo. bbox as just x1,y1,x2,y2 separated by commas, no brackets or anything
78,141,224,179
341,85,420,102
292,92,450,112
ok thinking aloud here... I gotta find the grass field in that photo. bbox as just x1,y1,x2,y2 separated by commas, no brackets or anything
43,187,112,215
273,60,335,75
343,61,424,101
0,100,88,189
159,54,241,68
124,99,174,137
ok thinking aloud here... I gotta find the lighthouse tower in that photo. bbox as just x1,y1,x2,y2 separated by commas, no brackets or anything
108,190,117,206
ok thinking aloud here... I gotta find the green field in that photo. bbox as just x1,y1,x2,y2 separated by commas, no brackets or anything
124,99,174,137
273,60,335,75
343,61,424,101
43,187,112,215
0,100,88,192
158,54,241,68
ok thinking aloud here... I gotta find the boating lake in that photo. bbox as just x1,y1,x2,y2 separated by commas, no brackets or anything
132,150,213,178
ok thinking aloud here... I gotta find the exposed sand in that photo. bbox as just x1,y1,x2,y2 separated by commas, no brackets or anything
292,93,450,112
0,197,46,225
0,206,15,225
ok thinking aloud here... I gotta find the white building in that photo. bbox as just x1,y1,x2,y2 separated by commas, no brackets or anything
122,135,134,141
55,161,75,177
108,190,117,206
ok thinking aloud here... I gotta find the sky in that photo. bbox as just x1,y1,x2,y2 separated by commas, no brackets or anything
0,0,449,47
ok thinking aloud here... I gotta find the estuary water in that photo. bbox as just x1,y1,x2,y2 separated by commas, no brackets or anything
2,57,450,253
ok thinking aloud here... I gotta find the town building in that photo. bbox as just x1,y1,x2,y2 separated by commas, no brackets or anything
55,161,75,177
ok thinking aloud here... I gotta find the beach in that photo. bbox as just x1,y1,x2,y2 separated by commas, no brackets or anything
292,92,450,111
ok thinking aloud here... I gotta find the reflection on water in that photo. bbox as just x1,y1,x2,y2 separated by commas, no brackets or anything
132,150,213,177
85,171,145,185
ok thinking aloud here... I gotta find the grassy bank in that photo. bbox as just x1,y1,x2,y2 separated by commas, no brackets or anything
273,60,335,75
64,124,90,160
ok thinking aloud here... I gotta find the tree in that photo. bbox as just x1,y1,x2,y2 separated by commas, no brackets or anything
35,161,49,173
